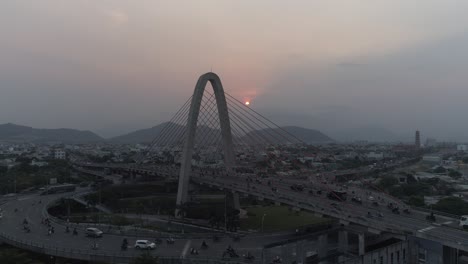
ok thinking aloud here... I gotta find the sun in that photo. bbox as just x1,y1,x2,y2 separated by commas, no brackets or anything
245,101,250,106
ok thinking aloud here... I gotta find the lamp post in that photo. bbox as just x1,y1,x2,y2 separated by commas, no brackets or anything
261,213,267,232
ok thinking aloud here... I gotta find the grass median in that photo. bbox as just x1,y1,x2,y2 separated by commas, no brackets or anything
241,206,331,232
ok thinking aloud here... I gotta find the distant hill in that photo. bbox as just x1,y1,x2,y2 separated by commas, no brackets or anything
110,122,223,145
110,122,178,144
111,123,333,144
0,123,103,143
326,125,403,142
243,126,333,144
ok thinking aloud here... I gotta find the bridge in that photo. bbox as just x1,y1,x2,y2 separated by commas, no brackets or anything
1,72,467,263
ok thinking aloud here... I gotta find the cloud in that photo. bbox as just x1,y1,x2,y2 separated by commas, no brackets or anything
105,9,128,25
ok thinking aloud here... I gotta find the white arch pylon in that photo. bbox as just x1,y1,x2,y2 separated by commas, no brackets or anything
176,72,236,216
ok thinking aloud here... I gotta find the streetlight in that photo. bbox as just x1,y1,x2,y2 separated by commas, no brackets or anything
261,213,267,232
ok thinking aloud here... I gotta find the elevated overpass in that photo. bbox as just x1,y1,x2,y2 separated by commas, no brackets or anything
72,162,468,255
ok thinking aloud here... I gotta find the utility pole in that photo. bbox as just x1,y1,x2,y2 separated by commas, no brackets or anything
261,213,267,232
14,173,17,194
224,190,228,232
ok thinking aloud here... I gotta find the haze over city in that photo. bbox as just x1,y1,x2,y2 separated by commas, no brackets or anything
4,2,468,264
2,1,468,141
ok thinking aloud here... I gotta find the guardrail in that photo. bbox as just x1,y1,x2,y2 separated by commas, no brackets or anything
0,231,254,264
411,206,462,220
44,194,227,240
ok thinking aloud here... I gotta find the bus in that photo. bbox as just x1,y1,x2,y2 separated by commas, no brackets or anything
40,184,77,195
327,190,347,201
460,215,468,229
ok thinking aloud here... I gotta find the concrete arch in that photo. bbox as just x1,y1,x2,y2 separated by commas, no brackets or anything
176,72,235,213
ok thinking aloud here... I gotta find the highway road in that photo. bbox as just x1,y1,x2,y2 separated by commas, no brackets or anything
192,173,468,251
72,161,468,252
0,189,320,263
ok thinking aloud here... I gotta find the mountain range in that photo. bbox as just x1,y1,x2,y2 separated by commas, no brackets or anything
0,123,102,143
0,123,333,144
110,123,332,144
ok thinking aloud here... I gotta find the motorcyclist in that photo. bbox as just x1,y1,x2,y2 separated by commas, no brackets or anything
121,238,128,250
201,240,208,249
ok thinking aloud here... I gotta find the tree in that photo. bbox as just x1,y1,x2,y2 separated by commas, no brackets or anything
378,176,398,190
463,157,468,164
131,252,159,264
448,169,462,179
433,166,446,174
433,197,468,216
0,248,34,264
408,196,425,207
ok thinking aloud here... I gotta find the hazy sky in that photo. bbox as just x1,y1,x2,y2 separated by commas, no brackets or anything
1,1,468,140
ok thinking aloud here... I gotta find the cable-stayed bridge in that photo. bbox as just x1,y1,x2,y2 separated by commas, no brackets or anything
1,72,467,263
73,73,468,253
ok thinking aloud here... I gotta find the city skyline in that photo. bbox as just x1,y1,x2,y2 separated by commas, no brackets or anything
2,1,468,140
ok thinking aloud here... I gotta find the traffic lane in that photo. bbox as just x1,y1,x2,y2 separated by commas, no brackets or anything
242,172,459,227
199,176,441,235
209,175,461,231
0,194,286,260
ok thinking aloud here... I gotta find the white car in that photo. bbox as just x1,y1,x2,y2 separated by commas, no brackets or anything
460,215,468,228
134,240,156,250
85,227,103,238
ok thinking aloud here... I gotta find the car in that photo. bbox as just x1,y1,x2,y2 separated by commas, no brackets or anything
85,227,103,238
372,201,379,207
134,240,156,250
368,196,375,201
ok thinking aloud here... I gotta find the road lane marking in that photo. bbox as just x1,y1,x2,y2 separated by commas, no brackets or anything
443,221,453,225
418,226,435,233
181,240,191,259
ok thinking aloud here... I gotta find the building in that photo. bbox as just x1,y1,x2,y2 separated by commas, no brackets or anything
30,159,48,167
422,154,442,164
54,149,66,160
366,151,384,160
457,145,468,152
415,130,421,149
426,138,437,147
